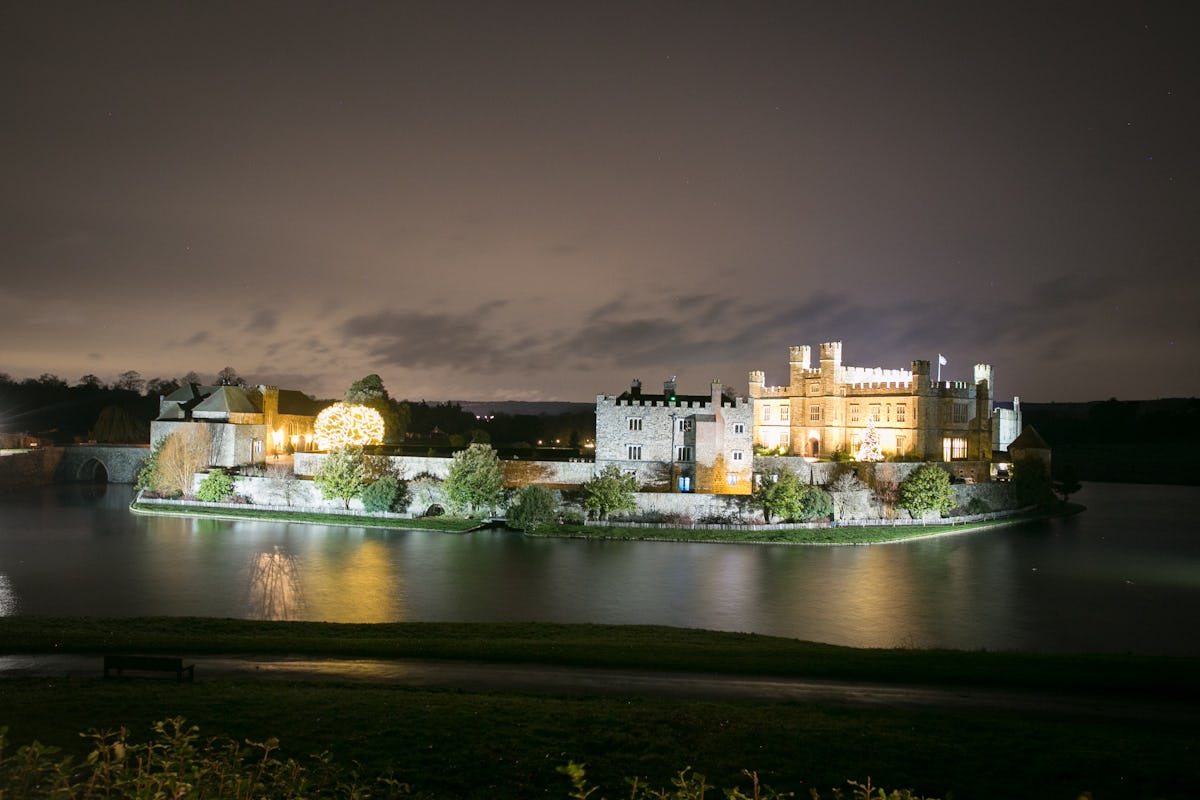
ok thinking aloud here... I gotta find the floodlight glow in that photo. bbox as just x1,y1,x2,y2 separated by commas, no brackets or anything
313,403,385,449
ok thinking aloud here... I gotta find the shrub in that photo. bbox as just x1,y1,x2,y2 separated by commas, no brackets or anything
361,475,402,513
963,496,991,515
581,464,639,520
314,446,368,509
506,485,560,532
1013,456,1055,508
751,469,832,523
898,464,954,516
196,468,235,502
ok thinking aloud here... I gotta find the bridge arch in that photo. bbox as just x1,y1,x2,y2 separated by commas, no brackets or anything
76,457,110,483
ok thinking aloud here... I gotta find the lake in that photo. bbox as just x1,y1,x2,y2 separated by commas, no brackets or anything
1,482,1197,655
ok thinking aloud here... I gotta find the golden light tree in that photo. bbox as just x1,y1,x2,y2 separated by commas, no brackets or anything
313,402,385,450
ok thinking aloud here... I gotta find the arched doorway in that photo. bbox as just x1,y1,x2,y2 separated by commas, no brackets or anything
809,438,821,458
77,458,109,483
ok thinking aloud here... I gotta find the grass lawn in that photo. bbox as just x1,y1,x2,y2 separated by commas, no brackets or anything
131,501,480,531
2,619,1197,798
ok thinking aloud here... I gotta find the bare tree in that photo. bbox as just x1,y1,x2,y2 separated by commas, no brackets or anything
157,426,214,497
265,463,303,507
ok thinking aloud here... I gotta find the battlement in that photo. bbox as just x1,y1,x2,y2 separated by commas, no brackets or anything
841,365,913,385
846,381,914,393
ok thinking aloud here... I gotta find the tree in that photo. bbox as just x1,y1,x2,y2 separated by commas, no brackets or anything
856,415,883,462
114,370,145,394
897,464,955,517
314,446,368,509
581,464,638,520
145,376,181,397
1053,464,1082,505
506,485,560,532
196,468,236,502
264,463,303,507
751,468,832,523
444,443,504,515
77,374,104,389
89,406,148,444
146,426,213,497
345,374,404,443
216,366,246,387
1013,456,1055,509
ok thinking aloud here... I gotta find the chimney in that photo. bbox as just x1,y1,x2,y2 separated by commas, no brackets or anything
664,375,677,401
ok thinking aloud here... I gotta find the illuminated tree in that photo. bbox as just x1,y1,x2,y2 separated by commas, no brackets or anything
444,443,504,516
314,446,368,509
856,415,883,462
314,403,385,450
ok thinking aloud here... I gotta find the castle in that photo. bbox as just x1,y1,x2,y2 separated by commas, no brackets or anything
749,342,1020,462
594,378,755,494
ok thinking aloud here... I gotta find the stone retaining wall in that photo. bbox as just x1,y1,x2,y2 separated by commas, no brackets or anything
0,448,64,489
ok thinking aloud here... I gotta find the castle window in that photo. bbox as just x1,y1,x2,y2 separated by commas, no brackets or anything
677,418,693,433
896,435,907,453
727,472,739,486
733,423,745,434
870,404,881,420
885,403,891,422
762,406,771,421
780,406,790,421
849,403,860,422
896,404,907,423
627,417,642,431
627,444,642,460
942,437,967,461
732,450,744,461
809,382,820,395
676,445,693,461
952,403,968,423
809,405,820,422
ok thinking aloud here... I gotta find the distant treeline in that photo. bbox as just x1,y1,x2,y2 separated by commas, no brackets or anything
1023,398,1200,485
0,371,596,455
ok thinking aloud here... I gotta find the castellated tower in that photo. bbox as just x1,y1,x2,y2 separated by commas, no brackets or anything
973,364,993,392
748,370,766,397
788,345,811,387
819,341,843,394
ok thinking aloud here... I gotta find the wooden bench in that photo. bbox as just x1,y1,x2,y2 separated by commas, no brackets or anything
103,654,195,682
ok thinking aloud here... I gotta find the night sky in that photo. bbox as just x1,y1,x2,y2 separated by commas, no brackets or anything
4,2,1196,402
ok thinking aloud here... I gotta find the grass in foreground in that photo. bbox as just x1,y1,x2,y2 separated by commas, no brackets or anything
533,518,1019,544
1,678,1193,799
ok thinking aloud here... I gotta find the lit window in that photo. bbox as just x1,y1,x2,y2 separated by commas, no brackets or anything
732,450,744,461
896,404,907,423
727,472,739,486
809,405,820,422
780,405,790,421
627,417,642,431
942,437,967,461
627,444,642,460
676,446,693,461
733,423,745,434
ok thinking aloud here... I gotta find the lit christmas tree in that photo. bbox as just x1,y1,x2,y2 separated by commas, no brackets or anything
856,415,884,462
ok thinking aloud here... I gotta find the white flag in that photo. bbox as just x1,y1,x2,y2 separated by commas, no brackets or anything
938,354,947,366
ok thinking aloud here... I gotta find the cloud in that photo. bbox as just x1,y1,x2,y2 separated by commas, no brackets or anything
243,310,278,334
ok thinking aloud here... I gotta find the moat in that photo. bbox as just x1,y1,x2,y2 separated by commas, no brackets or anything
1,482,1197,655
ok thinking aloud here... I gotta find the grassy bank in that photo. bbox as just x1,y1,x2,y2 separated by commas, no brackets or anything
130,501,480,531
1,618,1193,700
1,619,1196,798
536,517,1017,544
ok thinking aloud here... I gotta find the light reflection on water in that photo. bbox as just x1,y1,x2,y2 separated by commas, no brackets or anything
0,482,1197,654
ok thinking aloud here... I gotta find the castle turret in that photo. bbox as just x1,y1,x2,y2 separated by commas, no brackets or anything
664,376,677,401
710,380,723,408
788,345,811,387
819,341,842,368
973,364,993,393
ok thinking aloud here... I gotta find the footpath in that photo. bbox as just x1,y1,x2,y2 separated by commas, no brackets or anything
1,653,1190,724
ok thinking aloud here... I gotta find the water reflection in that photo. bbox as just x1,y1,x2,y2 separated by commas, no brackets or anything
246,546,306,620
1,482,1198,654
0,574,16,615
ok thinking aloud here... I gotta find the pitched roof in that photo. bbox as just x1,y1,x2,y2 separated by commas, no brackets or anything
192,386,261,415
1009,425,1050,451
276,389,323,417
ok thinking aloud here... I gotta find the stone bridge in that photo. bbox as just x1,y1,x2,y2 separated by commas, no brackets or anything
56,444,149,484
